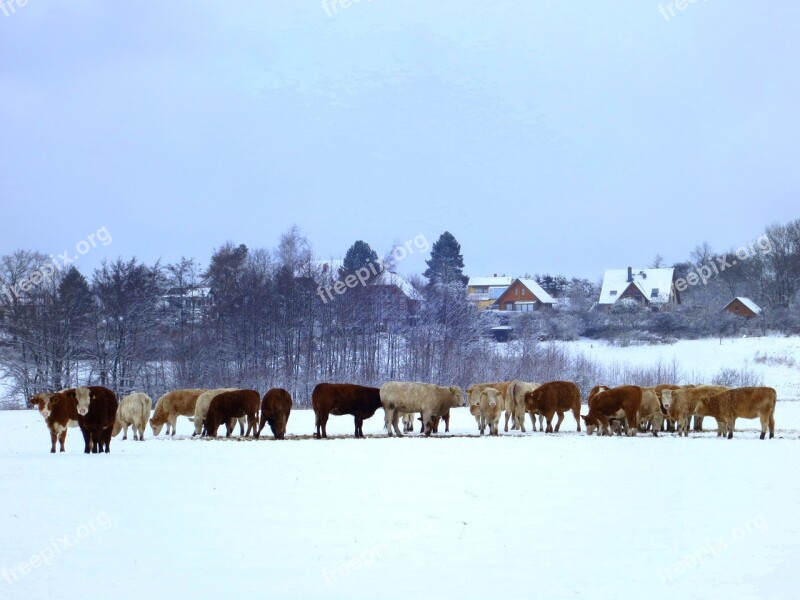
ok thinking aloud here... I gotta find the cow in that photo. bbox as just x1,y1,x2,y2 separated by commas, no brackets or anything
112,392,151,441
694,387,777,440
312,383,382,439
636,388,665,437
258,388,292,440
192,388,237,436
479,387,504,436
523,381,582,433
150,388,206,436
661,385,728,437
582,385,642,437
506,380,540,432
29,390,80,453
205,389,260,438
381,382,464,437
466,382,513,432
75,386,118,453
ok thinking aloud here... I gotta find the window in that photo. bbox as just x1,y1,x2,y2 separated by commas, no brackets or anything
651,288,659,298
505,302,514,311
515,287,520,296
609,290,617,296
517,302,535,312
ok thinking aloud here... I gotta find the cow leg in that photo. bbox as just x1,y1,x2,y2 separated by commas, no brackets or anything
769,411,775,439
443,412,450,433
50,430,57,453
392,411,403,437
81,427,91,454
597,415,610,436
573,406,582,432
727,417,735,439
504,409,511,433
355,417,364,438
625,411,637,436
170,415,178,436
554,411,565,433
479,414,485,436
528,412,537,432
385,408,395,437
58,429,67,452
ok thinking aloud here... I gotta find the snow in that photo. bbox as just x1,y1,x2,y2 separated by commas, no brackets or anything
598,267,675,304
554,336,800,400
516,278,556,304
729,297,763,315
467,276,514,288
2,404,799,600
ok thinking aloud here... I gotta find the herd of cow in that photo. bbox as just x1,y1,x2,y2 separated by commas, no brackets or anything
27,379,778,454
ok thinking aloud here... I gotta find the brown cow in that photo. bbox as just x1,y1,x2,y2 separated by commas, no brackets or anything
75,386,119,453
205,389,260,438
312,383,382,439
258,388,292,440
582,385,642,436
662,385,729,436
695,387,777,440
524,381,582,433
29,391,81,453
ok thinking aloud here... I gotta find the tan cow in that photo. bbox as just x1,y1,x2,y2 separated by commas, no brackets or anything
381,382,464,437
479,387,504,436
505,380,541,432
112,392,152,441
661,385,728,437
695,387,777,439
150,388,206,436
466,382,514,432
637,388,665,437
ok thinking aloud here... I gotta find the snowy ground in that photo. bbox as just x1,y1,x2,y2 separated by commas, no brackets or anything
556,335,800,400
2,403,799,600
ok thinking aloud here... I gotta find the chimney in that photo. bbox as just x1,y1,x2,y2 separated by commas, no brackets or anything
493,273,497,277
627,266,633,282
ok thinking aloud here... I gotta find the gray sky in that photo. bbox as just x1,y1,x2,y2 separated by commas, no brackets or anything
1,1,798,281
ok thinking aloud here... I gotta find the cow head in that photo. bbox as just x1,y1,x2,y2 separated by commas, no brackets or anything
75,387,91,416
661,389,673,409
29,393,51,419
150,418,165,437
582,414,599,435
481,388,500,408
449,386,464,408
271,414,288,440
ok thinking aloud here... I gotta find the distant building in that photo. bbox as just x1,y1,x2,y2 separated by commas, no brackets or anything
598,267,679,310
722,297,762,318
494,278,555,311
467,276,513,310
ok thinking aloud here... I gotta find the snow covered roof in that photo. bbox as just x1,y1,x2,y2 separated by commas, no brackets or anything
598,268,675,305
468,276,513,288
727,297,762,315
516,278,556,304
374,271,423,301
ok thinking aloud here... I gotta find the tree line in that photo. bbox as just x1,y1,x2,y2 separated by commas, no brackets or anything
0,219,797,408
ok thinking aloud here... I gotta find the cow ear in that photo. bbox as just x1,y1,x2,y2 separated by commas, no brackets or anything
50,395,61,406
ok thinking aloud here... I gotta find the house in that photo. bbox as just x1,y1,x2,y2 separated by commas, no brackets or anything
494,278,555,311
722,297,762,318
157,286,216,322
467,276,513,310
369,270,423,313
598,267,679,310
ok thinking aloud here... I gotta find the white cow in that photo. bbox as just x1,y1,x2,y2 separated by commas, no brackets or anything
479,387,504,436
112,392,152,441
381,382,464,437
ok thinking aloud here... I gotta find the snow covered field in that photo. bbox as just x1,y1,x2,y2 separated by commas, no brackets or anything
2,403,799,600
557,335,800,400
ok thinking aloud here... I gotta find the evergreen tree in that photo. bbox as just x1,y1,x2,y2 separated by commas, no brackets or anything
340,240,380,279
423,231,468,286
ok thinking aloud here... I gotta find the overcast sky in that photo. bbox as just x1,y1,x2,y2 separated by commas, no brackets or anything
1,1,798,282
